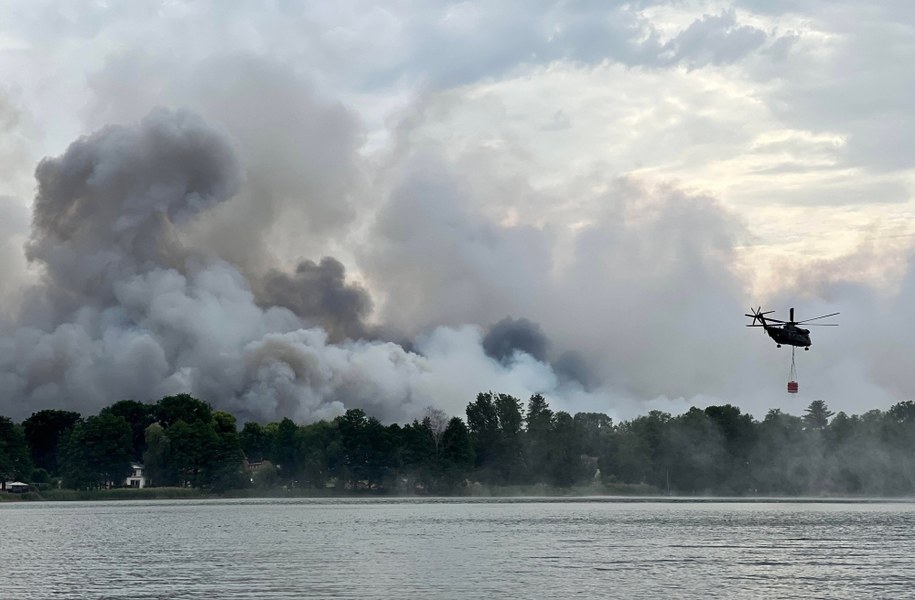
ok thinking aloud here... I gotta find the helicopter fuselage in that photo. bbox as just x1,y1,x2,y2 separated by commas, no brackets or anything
747,307,838,351
764,323,811,348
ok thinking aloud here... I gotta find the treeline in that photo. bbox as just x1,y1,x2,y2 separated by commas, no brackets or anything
0,395,246,491
2,393,915,496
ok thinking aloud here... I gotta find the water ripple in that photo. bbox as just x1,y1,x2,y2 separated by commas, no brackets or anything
1,499,914,599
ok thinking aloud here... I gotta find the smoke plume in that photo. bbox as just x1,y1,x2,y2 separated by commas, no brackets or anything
0,108,606,423
483,317,549,365
255,257,373,343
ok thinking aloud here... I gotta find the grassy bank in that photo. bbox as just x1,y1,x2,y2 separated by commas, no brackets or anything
1,481,660,502
467,482,660,497
0,487,210,501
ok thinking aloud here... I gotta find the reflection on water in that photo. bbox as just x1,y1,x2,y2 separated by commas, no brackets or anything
1,498,913,599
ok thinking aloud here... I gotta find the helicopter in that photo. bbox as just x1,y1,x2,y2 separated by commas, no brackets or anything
745,307,839,350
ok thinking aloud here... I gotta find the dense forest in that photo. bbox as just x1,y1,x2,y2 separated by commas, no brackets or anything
2,393,915,496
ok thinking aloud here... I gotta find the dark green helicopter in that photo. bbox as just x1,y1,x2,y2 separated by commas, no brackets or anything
746,307,839,350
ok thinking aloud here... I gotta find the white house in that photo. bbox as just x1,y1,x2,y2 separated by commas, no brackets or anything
125,464,146,488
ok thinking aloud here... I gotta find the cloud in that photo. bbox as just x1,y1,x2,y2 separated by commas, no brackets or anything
746,3,915,173
659,10,768,68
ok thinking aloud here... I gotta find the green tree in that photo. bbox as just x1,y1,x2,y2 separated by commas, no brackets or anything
663,407,726,493
100,400,155,461
525,394,554,483
574,412,612,458
495,394,525,483
440,417,474,489
270,417,304,480
167,420,219,488
547,411,586,487
804,400,835,429
155,394,213,428
466,392,501,480
240,421,273,462
400,419,436,489
826,411,856,447
30,468,51,486
335,409,398,490
600,412,668,486
61,413,133,489
750,409,810,495
23,409,81,474
0,417,33,486
526,394,553,430
609,430,651,486
889,401,915,424
300,420,340,489
703,404,756,492
208,411,245,491
401,419,435,467
142,423,175,487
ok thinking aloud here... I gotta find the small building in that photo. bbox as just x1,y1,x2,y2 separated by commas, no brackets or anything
125,464,146,488
5,481,30,493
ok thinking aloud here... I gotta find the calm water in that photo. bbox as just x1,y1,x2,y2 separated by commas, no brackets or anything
1,498,913,599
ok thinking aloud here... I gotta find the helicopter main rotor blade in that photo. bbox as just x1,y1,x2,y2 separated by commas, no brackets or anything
803,323,839,326
796,312,840,324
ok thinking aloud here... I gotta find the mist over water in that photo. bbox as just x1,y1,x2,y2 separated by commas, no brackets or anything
2,499,913,599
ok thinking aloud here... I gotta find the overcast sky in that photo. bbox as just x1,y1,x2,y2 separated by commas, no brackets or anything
0,0,913,423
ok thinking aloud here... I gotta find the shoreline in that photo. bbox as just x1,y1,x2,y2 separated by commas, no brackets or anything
3,484,913,503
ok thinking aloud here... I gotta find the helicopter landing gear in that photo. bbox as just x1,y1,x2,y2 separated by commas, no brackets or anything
776,344,781,348
805,346,810,351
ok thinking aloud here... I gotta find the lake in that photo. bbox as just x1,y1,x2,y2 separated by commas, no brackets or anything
1,498,913,599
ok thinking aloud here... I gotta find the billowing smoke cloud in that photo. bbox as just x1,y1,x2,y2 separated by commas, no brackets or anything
483,317,549,364
24,108,242,323
0,108,604,423
255,257,373,342
483,317,599,389
0,197,30,326
362,145,754,406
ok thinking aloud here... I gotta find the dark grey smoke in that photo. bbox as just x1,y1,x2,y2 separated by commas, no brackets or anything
25,107,242,322
256,257,373,342
483,316,549,364
552,351,599,391
83,54,366,275
482,318,598,389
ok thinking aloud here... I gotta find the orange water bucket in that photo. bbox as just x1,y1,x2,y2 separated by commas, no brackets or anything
787,380,799,394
